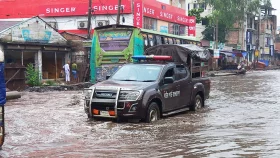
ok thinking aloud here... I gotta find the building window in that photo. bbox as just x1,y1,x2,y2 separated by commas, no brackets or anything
168,23,183,35
179,25,185,35
144,17,157,31
193,3,198,9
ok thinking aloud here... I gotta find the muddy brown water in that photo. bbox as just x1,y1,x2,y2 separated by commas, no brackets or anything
1,70,280,157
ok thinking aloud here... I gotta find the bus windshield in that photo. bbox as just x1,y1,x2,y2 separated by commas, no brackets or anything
110,64,162,82
98,30,132,51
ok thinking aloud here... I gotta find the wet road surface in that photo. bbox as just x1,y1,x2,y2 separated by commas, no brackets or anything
1,70,280,157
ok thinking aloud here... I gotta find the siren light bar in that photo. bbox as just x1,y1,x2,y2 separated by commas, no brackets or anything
132,55,172,61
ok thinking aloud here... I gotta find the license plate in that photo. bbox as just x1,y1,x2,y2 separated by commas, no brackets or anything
100,111,110,116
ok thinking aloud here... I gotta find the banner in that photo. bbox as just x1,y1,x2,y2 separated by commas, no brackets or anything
39,0,132,17
143,3,196,26
270,45,274,56
133,0,143,28
214,49,220,59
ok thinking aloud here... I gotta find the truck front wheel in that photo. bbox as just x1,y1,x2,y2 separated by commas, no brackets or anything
145,102,160,123
190,94,203,111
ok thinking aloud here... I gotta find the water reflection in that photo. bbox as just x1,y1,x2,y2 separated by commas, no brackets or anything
1,71,280,157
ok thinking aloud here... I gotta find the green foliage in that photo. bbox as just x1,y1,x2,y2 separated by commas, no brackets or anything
26,63,41,87
202,21,227,43
198,0,271,42
188,8,204,23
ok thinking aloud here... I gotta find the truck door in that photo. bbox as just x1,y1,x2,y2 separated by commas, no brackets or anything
159,67,180,112
174,64,192,109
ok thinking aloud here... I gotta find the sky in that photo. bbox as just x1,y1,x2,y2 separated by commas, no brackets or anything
271,0,280,26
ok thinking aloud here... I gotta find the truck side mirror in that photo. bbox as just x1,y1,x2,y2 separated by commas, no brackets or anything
164,77,174,84
106,75,110,80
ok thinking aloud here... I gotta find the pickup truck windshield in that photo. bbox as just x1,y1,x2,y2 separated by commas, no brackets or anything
111,65,162,82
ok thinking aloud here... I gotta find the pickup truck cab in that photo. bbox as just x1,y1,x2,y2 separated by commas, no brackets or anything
84,54,211,123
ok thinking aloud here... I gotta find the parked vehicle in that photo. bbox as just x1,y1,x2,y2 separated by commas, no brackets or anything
89,24,201,82
0,49,6,147
84,45,211,123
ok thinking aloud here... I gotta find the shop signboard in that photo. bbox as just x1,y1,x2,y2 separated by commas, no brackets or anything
133,0,143,28
270,45,274,56
38,0,132,17
214,49,220,59
160,26,168,33
246,31,252,44
143,3,196,27
188,26,196,36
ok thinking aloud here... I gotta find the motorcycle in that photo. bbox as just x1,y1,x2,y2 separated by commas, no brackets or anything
236,64,246,75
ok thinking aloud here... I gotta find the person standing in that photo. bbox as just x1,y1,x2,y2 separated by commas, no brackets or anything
71,62,78,83
63,61,70,84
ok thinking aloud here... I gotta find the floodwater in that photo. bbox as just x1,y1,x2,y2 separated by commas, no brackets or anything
1,70,280,158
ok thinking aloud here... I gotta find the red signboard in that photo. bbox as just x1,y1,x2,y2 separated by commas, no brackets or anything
40,4,88,16
188,26,196,37
39,0,132,16
143,3,196,27
0,0,132,18
133,0,143,28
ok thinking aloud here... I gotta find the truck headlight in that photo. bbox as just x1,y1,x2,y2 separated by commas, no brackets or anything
119,90,142,100
84,89,92,99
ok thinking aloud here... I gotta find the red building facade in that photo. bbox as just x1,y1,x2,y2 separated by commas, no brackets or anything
0,0,196,36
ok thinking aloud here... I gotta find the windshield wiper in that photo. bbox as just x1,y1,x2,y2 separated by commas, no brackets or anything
141,80,156,82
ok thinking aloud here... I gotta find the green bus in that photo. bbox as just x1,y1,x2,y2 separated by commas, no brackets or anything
90,24,201,82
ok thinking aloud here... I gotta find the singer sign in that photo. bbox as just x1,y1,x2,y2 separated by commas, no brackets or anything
39,0,132,16
133,0,143,28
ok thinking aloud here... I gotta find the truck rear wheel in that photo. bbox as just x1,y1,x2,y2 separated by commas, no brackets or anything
190,94,203,111
145,102,160,123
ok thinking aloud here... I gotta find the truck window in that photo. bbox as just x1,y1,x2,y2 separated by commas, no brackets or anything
111,65,162,82
164,68,174,78
175,65,188,80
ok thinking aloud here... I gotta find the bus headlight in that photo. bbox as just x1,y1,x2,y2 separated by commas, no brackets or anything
119,90,142,101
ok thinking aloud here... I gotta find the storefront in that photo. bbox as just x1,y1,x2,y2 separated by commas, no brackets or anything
139,0,196,37
0,16,71,84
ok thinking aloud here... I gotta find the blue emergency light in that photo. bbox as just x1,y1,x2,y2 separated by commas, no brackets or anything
132,55,172,61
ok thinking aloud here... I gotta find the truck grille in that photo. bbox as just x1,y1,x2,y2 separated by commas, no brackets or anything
91,88,124,110
95,91,117,99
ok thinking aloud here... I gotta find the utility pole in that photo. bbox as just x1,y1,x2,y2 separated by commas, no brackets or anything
116,0,122,25
87,0,92,39
215,20,219,70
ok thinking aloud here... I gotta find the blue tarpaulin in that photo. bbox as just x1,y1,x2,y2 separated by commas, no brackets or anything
0,63,6,105
259,60,269,66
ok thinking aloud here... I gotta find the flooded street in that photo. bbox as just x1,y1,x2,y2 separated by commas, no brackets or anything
1,70,280,158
